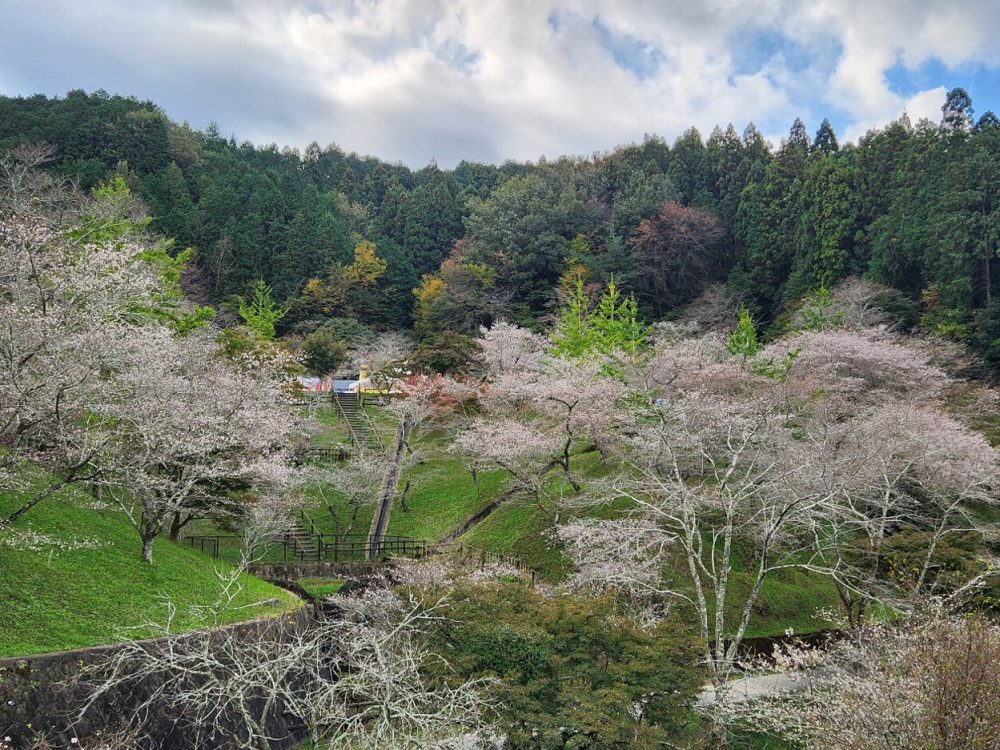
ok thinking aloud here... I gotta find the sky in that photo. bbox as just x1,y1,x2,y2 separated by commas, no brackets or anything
2,0,1000,167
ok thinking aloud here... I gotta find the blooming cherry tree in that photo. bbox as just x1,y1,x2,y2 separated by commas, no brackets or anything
89,327,296,563
558,319,1000,707
0,214,167,534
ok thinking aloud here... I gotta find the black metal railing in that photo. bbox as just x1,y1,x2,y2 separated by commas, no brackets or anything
292,445,352,464
182,533,537,585
183,532,427,563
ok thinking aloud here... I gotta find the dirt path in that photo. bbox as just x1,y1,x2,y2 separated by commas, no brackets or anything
696,668,834,707
433,489,520,547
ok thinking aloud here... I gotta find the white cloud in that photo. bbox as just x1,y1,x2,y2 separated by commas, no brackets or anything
0,0,998,165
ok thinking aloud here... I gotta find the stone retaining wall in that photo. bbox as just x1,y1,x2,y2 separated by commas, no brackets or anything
247,560,387,580
0,608,311,749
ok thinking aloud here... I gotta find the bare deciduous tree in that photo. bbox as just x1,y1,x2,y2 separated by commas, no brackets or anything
300,450,384,536
0,143,75,220
78,588,493,750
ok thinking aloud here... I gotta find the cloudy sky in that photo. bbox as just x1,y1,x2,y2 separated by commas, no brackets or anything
2,0,999,166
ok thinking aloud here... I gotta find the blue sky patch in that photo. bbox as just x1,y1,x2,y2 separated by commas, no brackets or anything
886,58,1000,118
590,16,664,81
436,39,480,74
729,28,821,77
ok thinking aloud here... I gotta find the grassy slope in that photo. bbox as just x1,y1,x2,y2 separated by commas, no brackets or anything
193,403,842,638
311,405,842,636
0,466,302,658
461,448,842,636
304,451,509,542
299,413,509,542
297,578,344,599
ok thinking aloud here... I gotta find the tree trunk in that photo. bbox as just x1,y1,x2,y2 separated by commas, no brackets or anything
986,254,992,307
140,512,162,564
0,465,88,532
168,511,184,541
399,480,411,513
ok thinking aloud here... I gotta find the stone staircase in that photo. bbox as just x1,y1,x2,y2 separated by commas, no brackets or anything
287,519,319,560
333,393,381,449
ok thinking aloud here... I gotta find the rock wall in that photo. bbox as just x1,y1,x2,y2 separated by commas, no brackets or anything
0,608,311,749
247,560,386,580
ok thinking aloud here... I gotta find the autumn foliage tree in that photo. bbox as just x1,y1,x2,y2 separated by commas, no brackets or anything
300,239,388,319
629,201,724,316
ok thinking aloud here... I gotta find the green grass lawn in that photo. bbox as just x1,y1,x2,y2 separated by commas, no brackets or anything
303,401,352,447
190,404,845,639
297,578,344,599
460,500,574,580
305,453,509,542
459,446,617,581
0,465,302,658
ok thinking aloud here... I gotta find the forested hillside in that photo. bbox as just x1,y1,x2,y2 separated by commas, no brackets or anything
3,87,999,370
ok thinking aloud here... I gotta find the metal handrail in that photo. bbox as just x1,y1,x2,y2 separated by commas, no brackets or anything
182,533,536,584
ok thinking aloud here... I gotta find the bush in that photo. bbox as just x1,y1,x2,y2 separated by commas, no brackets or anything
417,582,702,749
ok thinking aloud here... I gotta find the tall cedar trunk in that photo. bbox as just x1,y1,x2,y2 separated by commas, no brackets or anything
367,416,412,559
986,254,992,306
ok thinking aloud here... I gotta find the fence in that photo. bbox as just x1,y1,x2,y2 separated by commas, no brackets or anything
183,532,427,564
183,534,537,585
295,445,351,463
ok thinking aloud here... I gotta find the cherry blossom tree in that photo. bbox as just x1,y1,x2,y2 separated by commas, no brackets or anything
805,404,1000,626
719,614,1000,750
791,276,905,333
459,322,625,504
557,320,1000,708
0,162,299,559
349,331,412,392
0,214,167,533
0,143,79,223
452,418,558,501
564,381,846,693
764,328,948,408
88,328,296,563
475,320,546,377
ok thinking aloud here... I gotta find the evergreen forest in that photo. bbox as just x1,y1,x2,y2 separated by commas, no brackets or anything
4,86,1000,371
